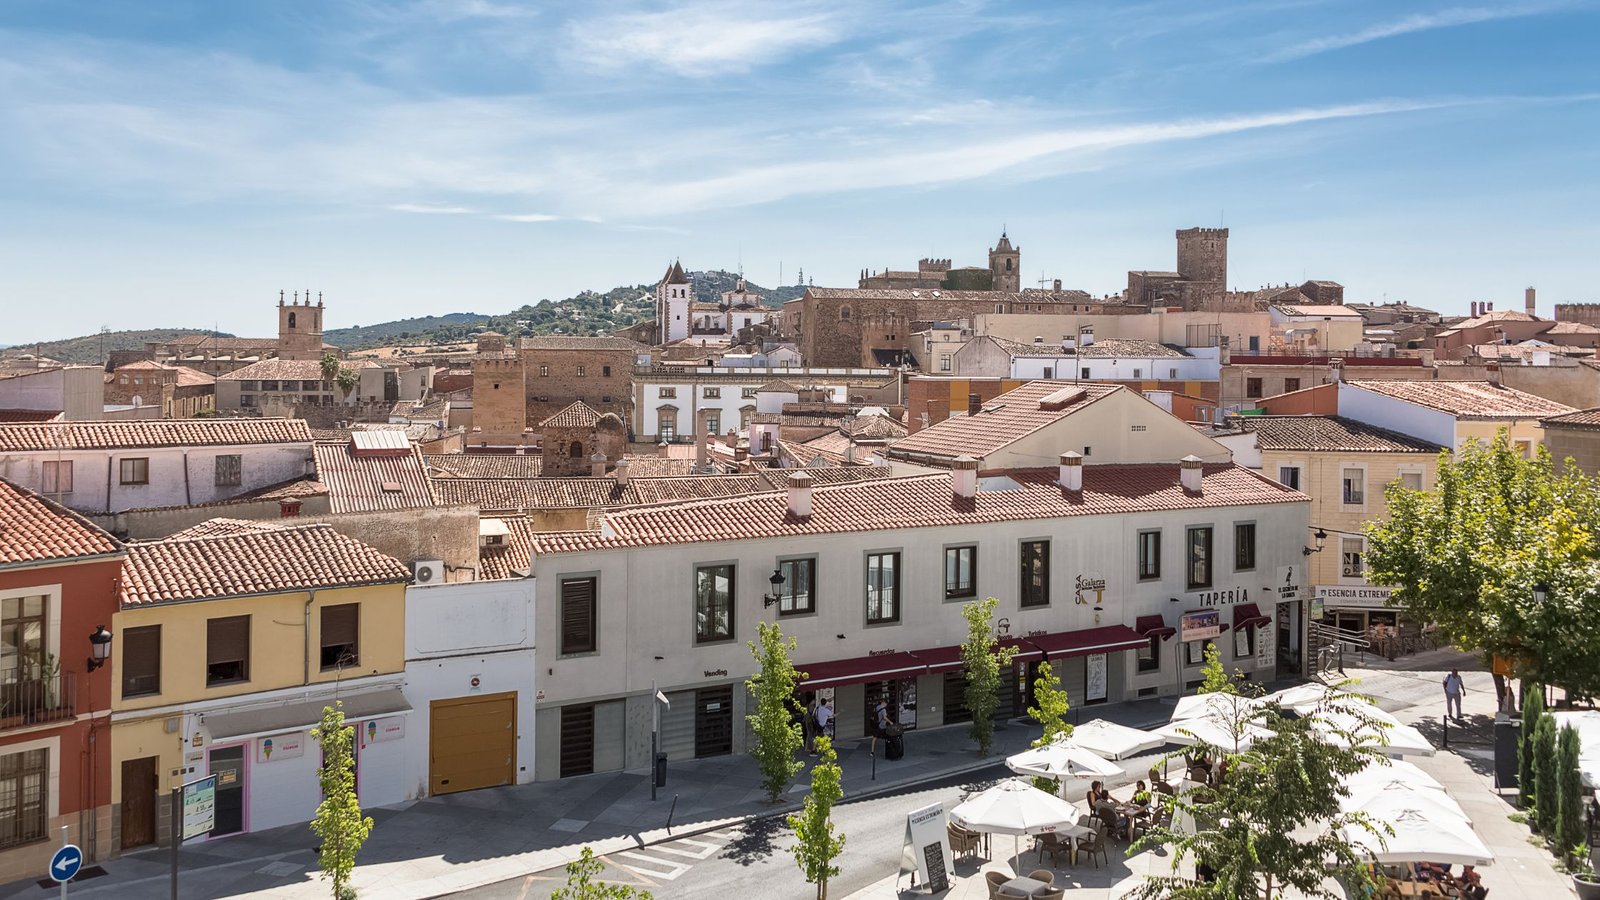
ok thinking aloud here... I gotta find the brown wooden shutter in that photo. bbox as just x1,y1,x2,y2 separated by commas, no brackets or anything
561,579,596,654
207,616,250,665
122,625,161,696
321,604,359,649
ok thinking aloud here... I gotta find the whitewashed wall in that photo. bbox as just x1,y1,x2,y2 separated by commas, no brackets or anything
0,443,313,513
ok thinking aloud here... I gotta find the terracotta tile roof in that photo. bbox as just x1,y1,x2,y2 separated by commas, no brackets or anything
0,409,63,423
218,359,373,381
844,415,906,440
479,516,537,581
518,336,646,352
164,518,287,540
171,366,216,387
1345,380,1576,419
756,466,890,488
1543,322,1600,334
391,397,450,421
615,456,695,477
121,523,410,605
425,454,544,479
539,401,602,429
887,381,1122,462
166,334,279,350
313,441,437,513
1541,408,1600,430
0,418,312,451
1274,305,1363,318
0,478,123,567
432,475,772,511
531,463,1304,554
1242,416,1446,453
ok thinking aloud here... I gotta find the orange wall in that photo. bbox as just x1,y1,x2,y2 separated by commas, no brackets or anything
1257,382,1339,415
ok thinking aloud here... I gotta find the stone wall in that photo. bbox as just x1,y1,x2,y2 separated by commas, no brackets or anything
1545,426,1600,476
1555,303,1600,326
471,355,527,442
519,347,634,425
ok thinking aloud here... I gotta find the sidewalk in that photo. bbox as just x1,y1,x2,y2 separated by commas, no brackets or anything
0,695,1181,900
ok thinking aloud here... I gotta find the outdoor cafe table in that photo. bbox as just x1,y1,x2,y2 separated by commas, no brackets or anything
998,875,1051,897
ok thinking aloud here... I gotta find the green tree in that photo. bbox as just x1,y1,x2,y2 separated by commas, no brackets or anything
746,621,805,802
1519,683,1545,809
1534,714,1559,835
335,366,360,399
788,736,846,900
310,703,374,900
1026,661,1073,793
1130,694,1386,899
961,598,1019,757
552,846,651,900
320,352,341,383
1557,724,1586,861
1197,641,1235,695
1366,433,1600,699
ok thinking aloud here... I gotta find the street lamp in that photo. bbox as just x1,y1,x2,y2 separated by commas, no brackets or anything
762,569,787,609
1303,527,1328,556
1533,582,1549,604
87,625,112,671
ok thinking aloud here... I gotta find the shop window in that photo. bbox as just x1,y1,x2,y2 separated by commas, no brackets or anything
1019,540,1049,607
778,557,814,615
1186,526,1213,590
1235,623,1255,659
694,564,735,643
320,604,359,670
119,457,150,485
1137,530,1161,581
122,625,162,698
1186,638,1212,666
866,551,900,624
205,615,251,685
944,545,977,599
561,578,597,654
1137,636,1160,672
1234,522,1256,571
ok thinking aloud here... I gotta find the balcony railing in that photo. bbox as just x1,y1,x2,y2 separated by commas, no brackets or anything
0,673,77,730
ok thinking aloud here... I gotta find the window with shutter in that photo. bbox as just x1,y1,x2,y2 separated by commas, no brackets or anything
214,454,242,487
561,578,597,655
320,604,359,670
122,625,161,697
206,616,250,685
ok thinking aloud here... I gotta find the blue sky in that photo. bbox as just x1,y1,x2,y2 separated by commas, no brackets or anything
1,0,1597,343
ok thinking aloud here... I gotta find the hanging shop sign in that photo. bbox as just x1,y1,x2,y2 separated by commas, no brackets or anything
1180,610,1221,642
1275,565,1302,602
1314,585,1397,609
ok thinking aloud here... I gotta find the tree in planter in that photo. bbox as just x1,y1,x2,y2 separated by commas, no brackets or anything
1534,714,1560,836
1129,693,1387,899
1520,683,1545,809
1025,661,1072,794
1557,724,1586,862
552,847,651,900
961,598,1018,757
788,736,845,900
310,702,374,900
745,621,805,803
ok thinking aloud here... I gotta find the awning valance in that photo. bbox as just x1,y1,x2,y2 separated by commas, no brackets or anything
1135,615,1177,641
796,652,925,691
1233,603,1271,630
907,644,965,675
204,687,412,742
1026,625,1149,660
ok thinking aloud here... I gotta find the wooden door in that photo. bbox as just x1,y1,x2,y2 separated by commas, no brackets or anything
120,756,158,849
429,692,517,795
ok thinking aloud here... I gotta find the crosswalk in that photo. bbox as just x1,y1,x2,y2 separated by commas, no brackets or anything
609,827,743,882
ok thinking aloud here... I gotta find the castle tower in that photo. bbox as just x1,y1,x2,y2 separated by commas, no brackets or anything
656,260,692,343
1175,228,1228,299
277,290,326,360
988,231,1020,292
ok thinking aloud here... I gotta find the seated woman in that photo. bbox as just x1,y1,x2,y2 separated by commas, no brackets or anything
1129,780,1152,808
1086,780,1111,809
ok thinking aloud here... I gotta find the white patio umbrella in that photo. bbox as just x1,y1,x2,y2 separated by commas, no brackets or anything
1343,808,1493,867
1006,740,1124,782
949,778,1085,868
1343,758,1445,796
1066,719,1164,760
1156,714,1268,752
1308,706,1435,757
1341,782,1470,823
1268,682,1370,714
1172,691,1263,721
1550,711,1600,789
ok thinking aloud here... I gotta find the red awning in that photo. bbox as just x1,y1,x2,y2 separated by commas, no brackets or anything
1135,615,1177,641
908,645,964,675
1233,603,1271,630
796,652,926,690
999,636,1045,663
1025,625,1149,660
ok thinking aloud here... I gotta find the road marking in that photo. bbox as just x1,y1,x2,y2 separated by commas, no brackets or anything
615,851,691,880
515,874,534,900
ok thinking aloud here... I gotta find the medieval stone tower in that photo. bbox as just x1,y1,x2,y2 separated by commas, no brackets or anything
1175,228,1228,299
277,290,325,360
656,260,692,343
988,232,1021,292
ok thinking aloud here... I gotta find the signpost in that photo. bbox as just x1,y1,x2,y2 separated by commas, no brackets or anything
49,828,82,898
172,775,217,899
897,802,952,893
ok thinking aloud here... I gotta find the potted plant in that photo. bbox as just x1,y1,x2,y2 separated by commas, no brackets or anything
1574,868,1600,900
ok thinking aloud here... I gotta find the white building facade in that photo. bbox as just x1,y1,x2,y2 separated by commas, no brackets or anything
633,367,896,442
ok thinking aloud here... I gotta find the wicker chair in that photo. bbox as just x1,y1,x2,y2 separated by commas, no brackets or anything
1033,832,1070,867
948,823,983,862
985,870,1010,899
1035,888,1066,900
1077,823,1110,868
1026,869,1054,885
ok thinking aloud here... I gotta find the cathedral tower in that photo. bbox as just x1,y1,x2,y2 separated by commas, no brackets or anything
988,231,1020,292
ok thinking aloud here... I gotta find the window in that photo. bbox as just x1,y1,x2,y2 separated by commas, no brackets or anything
0,749,48,849
122,625,161,697
1137,636,1160,672
694,564,735,643
944,545,977,600
778,558,815,615
0,595,46,685
742,387,758,399
1342,468,1365,504
602,366,612,377
659,387,677,399
1246,378,1263,399
1285,377,1301,392
1081,368,1090,379
261,380,280,391
320,604,359,670
1186,526,1213,590
705,413,720,435
1342,538,1365,579
214,454,242,487
1234,522,1256,571
41,460,72,494
1277,465,1301,490
703,387,721,399
205,615,250,685
240,394,257,407
1043,366,1055,379
839,306,851,321
576,365,586,377
1019,540,1049,607
301,380,321,391
568,441,583,458
1132,368,1142,379
1514,439,1534,459
1399,471,1423,490
119,457,150,485
1137,530,1161,581
539,366,549,377
560,578,597,654
939,355,952,372
866,551,900,624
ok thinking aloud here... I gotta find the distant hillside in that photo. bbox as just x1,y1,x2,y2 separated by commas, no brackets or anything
1,328,226,366
323,313,487,348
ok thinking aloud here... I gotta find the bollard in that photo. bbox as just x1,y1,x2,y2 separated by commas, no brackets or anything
871,744,877,782
1442,715,1450,750
667,794,679,833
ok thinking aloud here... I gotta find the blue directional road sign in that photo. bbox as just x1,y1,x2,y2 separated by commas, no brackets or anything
49,844,83,883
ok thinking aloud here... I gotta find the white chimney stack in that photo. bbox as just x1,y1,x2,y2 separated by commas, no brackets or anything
952,455,979,500
590,452,608,478
786,471,814,519
1487,361,1502,387
614,457,631,486
658,440,670,458
1180,454,1204,493
1330,357,1346,383
1059,450,1083,492
1526,286,1536,317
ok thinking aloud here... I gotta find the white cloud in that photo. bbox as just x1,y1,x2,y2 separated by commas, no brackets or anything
1271,4,1561,61
565,3,845,75
493,212,560,222
390,202,477,214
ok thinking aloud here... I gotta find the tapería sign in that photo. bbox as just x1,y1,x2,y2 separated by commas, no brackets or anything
1074,574,1107,606
1191,587,1249,608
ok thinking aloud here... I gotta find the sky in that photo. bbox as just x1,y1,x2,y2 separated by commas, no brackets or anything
1,0,1598,344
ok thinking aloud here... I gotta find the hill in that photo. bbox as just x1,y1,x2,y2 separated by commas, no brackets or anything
0,328,227,366
322,313,487,348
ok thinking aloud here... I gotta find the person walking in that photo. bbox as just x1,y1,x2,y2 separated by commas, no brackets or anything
1443,669,1465,720
815,697,833,742
802,696,818,754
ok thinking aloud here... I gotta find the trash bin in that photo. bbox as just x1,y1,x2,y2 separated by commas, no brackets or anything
886,733,905,760
1494,713,1519,792
654,752,668,788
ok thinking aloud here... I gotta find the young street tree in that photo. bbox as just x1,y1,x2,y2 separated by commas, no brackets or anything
962,597,1019,757
1556,724,1586,862
1519,683,1545,809
1533,714,1559,836
746,621,805,802
552,847,652,900
1366,433,1600,699
1130,694,1386,899
1196,641,1240,695
310,702,374,900
788,736,846,900
1026,661,1073,792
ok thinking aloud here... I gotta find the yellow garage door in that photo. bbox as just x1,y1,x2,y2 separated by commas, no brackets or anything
430,692,516,796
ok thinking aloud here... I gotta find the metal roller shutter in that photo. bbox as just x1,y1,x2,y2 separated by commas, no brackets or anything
659,690,696,760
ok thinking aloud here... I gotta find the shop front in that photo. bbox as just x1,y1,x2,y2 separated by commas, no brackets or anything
1314,585,1404,636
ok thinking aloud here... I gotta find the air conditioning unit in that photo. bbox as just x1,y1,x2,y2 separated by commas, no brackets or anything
412,559,445,586
1342,565,1361,578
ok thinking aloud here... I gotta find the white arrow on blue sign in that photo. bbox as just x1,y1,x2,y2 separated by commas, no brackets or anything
49,844,83,883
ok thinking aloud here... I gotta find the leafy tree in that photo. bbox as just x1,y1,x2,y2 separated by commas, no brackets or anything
1366,433,1600,699
335,366,360,399
1519,683,1545,809
1534,714,1559,836
1197,641,1235,695
310,703,374,900
788,736,846,900
1557,724,1586,861
745,621,805,802
552,846,651,900
961,598,1019,757
320,352,341,383
1026,661,1073,793
1130,694,1386,899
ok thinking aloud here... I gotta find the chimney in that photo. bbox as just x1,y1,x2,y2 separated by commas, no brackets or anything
786,471,814,519
1079,327,1095,346
614,457,631,486
734,444,748,462
1033,336,1044,345
967,392,982,417
1469,301,1478,318
1053,278,1062,291
1180,454,1204,493
952,455,979,499
278,498,302,518
695,426,709,468
1526,287,1536,317
658,440,670,458
1330,357,1346,383
590,452,608,478
1487,361,1502,387
1487,302,1494,312
845,441,858,465
1058,451,1083,492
